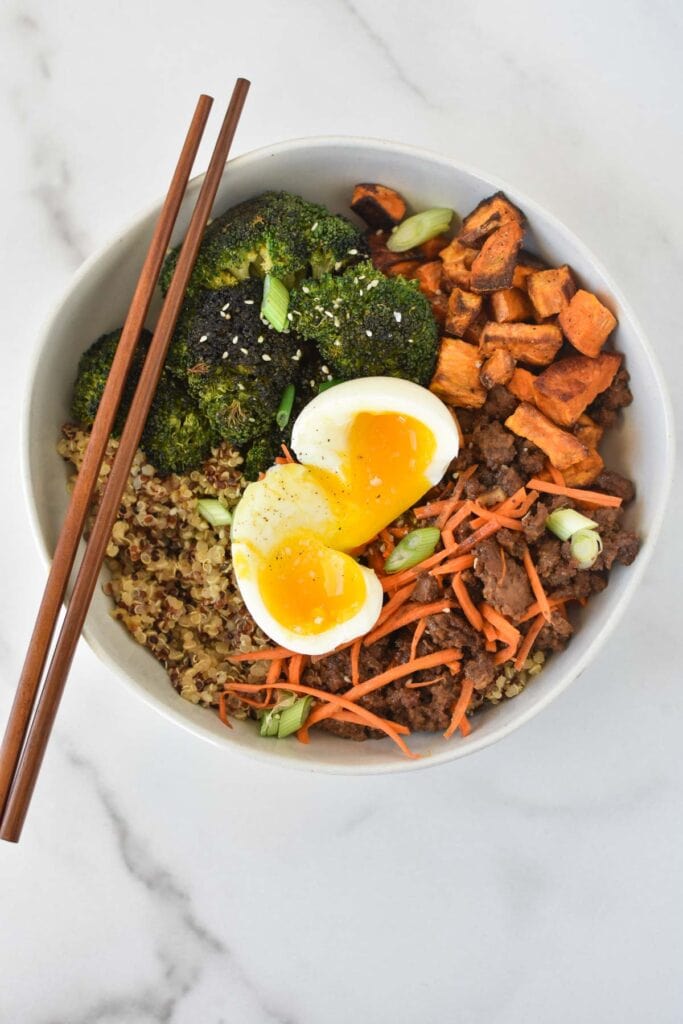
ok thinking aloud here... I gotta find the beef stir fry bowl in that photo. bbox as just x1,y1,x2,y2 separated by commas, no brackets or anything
23,138,674,773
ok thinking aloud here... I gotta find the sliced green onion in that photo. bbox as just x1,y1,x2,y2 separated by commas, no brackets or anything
197,498,232,528
570,527,603,569
259,708,281,737
277,696,313,738
545,507,598,541
383,527,441,574
318,378,343,393
386,208,453,253
276,383,296,429
261,274,289,332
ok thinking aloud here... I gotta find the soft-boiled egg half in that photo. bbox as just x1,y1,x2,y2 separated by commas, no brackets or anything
231,377,460,655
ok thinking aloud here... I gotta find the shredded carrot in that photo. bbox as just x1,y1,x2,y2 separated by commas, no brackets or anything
547,461,566,487
443,678,474,739
414,499,458,520
363,599,454,647
326,709,411,734
350,638,361,686
458,715,472,737
518,596,567,623
381,544,460,591
499,546,507,582
390,525,411,539
288,654,306,686
434,465,478,528
526,478,622,508
280,443,295,463
380,528,395,555
451,519,501,556
410,618,427,661
236,692,277,709
442,500,475,534
522,546,552,622
514,613,546,670
228,646,295,662
429,554,476,577
225,680,417,757
493,643,518,665
493,486,528,516
469,507,525,531
217,692,234,729
377,582,416,625
480,602,521,649
367,546,385,574
452,573,484,632
405,673,447,689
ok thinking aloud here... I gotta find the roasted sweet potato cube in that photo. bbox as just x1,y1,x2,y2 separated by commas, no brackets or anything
562,449,605,486
574,413,604,450
419,234,450,259
558,289,617,357
414,260,443,298
445,287,483,337
385,259,420,279
457,191,525,248
439,238,478,288
507,367,538,404
429,293,448,329
505,403,589,470
430,338,487,408
480,321,563,366
366,231,411,272
526,266,576,318
470,221,525,293
533,352,622,427
351,183,407,230
480,348,515,389
490,287,534,323
463,309,487,345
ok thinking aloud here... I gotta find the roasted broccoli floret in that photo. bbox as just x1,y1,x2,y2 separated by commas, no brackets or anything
290,262,439,385
242,430,280,481
183,280,307,446
71,328,152,432
141,375,215,475
160,191,366,298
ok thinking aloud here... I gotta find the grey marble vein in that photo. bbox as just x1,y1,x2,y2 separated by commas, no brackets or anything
42,746,298,1024
335,0,436,108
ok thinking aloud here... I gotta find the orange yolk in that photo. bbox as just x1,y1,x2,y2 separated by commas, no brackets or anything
258,531,367,635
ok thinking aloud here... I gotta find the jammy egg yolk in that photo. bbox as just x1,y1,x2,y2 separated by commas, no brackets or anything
257,531,368,635
314,411,437,551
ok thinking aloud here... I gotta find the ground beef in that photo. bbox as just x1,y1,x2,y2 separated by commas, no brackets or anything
516,439,547,476
588,366,633,427
473,538,533,620
410,571,441,604
462,650,497,690
536,610,574,652
496,528,527,559
594,470,636,504
483,385,518,420
424,610,480,651
472,420,516,468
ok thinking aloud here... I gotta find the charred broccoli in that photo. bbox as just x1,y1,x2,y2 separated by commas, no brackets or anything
141,374,215,475
290,261,439,385
160,191,366,298
71,328,152,432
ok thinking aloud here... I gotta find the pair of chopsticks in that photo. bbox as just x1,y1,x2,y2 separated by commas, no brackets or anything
0,80,250,843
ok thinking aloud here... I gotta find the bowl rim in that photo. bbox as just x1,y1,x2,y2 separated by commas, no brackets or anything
22,134,676,775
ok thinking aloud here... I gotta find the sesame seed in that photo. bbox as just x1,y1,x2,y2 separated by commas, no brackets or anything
393,310,402,323
244,299,255,305
334,261,342,271
408,338,414,344
257,335,265,343
366,330,373,337
237,382,245,391
262,353,272,361
232,335,239,343
321,365,329,374
222,351,229,359
240,347,249,355
302,285,310,293
324,310,334,318
311,221,318,231
367,279,379,290
287,312,293,321
199,334,208,343
348,248,358,255
334,339,341,346
310,379,315,387
326,374,333,381
221,302,230,312
334,317,340,327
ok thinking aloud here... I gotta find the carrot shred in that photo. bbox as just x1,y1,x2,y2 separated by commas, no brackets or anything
469,507,525,531
518,596,568,623
228,646,295,662
458,715,472,737
405,673,448,689
434,465,478,528
280,443,295,463
452,573,484,632
325,709,411,735
547,461,566,487
410,619,427,661
225,680,417,757
217,692,234,729
514,613,546,670
381,544,460,591
526,478,622,508
350,638,361,686
493,643,518,665
451,519,501,556
363,599,454,647
442,500,475,534
480,602,521,649
499,546,507,582
493,486,528,517
377,582,416,625
288,654,306,687
522,546,552,622
443,678,474,739
429,554,476,577
380,528,395,555
367,546,385,574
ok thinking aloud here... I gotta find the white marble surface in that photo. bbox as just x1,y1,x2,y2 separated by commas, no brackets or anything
1,1,682,1020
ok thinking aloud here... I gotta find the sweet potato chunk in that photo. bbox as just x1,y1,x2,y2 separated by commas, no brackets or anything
385,259,420,279
558,289,617,357
562,449,604,486
533,352,622,427
480,322,563,366
470,221,524,293
439,238,478,288
463,309,487,345
418,234,450,260
507,367,538,404
429,293,448,329
457,191,525,248
480,348,515,389
414,261,443,298
574,413,604,450
527,266,576,318
505,403,589,470
490,287,534,323
351,183,406,230
445,287,483,337
430,338,486,408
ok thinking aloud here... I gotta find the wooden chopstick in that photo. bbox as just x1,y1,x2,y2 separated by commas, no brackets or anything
0,78,250,842
0,94,213,823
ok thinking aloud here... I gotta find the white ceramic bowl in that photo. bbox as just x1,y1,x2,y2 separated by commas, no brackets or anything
24,137,674,774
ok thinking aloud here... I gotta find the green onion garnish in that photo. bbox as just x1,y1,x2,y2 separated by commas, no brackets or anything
545,507,598,541
383,527,441,574
259,708,281,737
196,498,232,528
276,383,296,429
277,696,313,738
318,378,343,393
261,274,289,332
386,208,453,253
570,528,603,570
